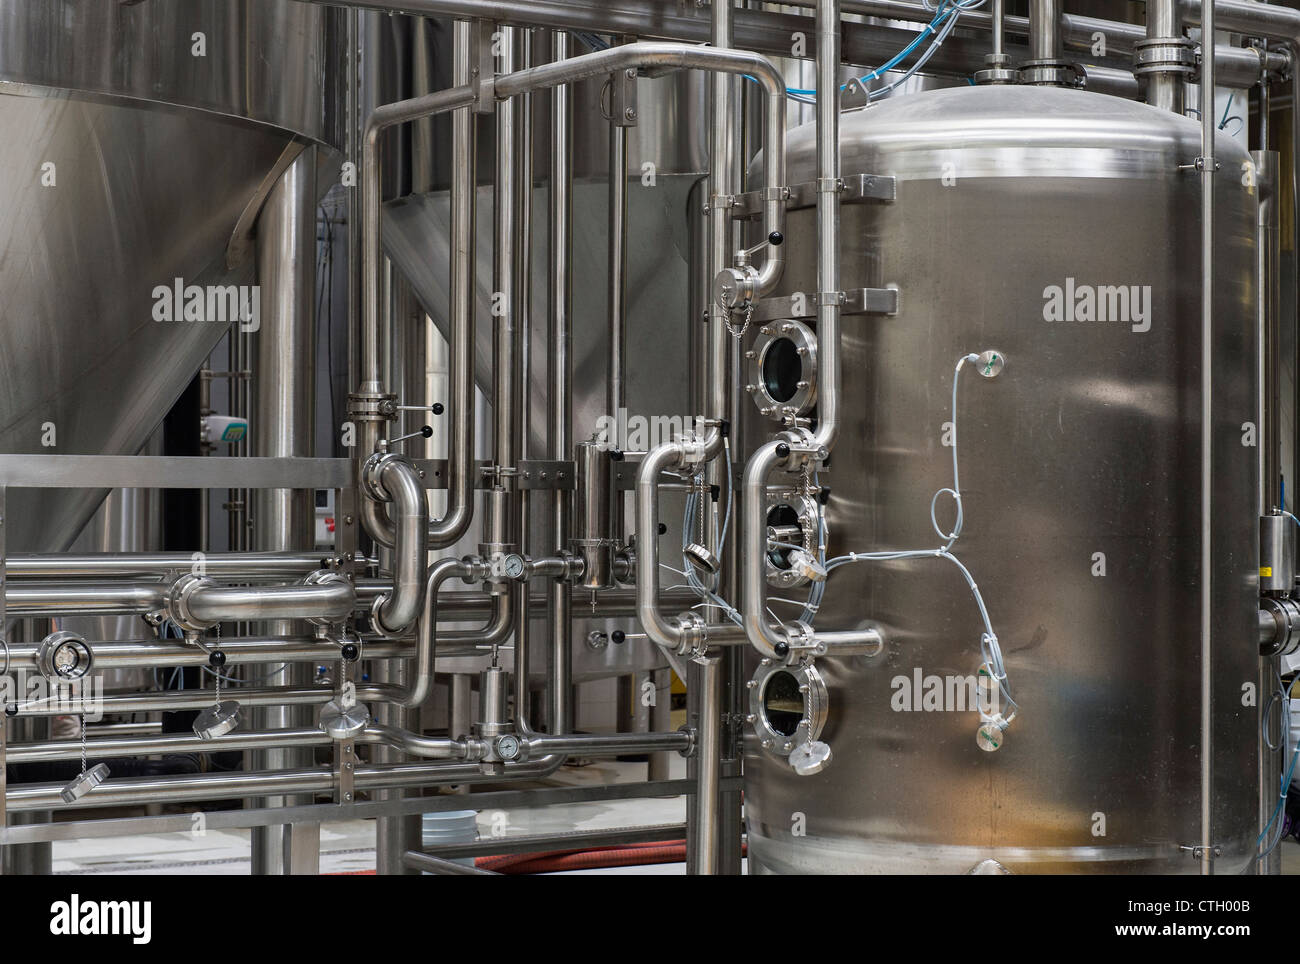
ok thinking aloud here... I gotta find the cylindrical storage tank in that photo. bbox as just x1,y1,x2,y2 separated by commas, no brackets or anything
742,85,1260,874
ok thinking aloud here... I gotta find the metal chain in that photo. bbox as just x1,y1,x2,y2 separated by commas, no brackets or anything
213,625,222,706
724,302,752,338
697,475,706,545
80,713,87,776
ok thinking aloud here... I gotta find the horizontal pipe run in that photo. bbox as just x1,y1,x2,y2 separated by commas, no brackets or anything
5,552,330,579
0,637,411,672
186,580,356,626
3,724,691,809
6,727,333,764
6,583,166,615
354,581,700,616
7,725,469,765
524,731,692,757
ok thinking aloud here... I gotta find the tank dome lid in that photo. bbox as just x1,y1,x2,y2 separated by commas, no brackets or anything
774,85,1248,183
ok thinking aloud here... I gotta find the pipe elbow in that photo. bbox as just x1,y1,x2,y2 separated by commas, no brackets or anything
368,455,429,637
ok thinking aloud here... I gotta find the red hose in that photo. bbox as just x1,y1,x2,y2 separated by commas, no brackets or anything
478,840,686,874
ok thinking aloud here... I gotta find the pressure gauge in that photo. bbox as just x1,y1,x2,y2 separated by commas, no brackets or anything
36,631,93,681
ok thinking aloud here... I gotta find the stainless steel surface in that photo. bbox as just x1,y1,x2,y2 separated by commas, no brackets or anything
1257,151,1282,513
1197,0,1216,878
3,0,1287,879
691,654,722,875
1028,0,1061,64
548,28,575,735
0,0,340,146
185,580,355,626
0,1,336,553
573,441,614,590
252,145,321,876
0,456,352,490
7,552,328,579
743,85,1260,874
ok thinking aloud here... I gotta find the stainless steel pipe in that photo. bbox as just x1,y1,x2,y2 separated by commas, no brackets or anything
548,28,575,736
186,580,356,626
365,455,430,636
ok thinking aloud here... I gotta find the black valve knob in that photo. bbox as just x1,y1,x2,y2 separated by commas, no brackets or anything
774,641,790,660
818,486,831,505
431,402,445,416
657,522,668,535
710,484,721,503
775,442,791,459
611,630,627,645
341,642,360,662
609,448,625,462
418,424,433,438
718,418,730,438
4,703,17,717
209,651,227,669
768,231,784,247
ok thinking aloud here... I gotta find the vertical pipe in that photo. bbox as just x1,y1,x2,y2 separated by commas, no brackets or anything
607,109,632,729
1258,150,1281,513
812,0,842,454
346,6,362,421
648,667,674,780
692,654,722,875
513,29,534,730
440,19,478,549
491,26,518,551
708,3,737,443
548,29,574,735
574,441,613,589
690,0,738,878
608,120,628,438
449,672,473,739
991,0,1005,59
373,659,421,874
1198,0,1216,877
1255,147,1282,874
250,147,319,876
1028,0,1060,62
1145,0,1188,114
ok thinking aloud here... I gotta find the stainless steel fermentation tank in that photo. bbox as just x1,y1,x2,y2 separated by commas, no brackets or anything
743,85,1260,873
0,0,339,552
